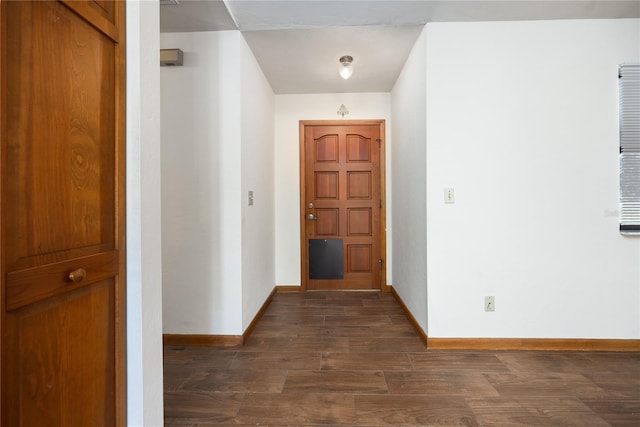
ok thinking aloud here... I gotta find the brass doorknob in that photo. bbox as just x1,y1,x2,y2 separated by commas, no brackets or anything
306,213,316,220
68,268,87,283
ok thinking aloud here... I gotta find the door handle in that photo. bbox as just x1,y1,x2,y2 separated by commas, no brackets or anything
68,268,87,283
307,213,316,220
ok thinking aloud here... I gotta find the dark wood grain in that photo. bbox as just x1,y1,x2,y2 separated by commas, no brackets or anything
164,291,640,426
466,397,612,426
181,368,287,393
164,392,243,425
1,1,125,425
321,351,414,371
284,370,388,394
409,352,512,372
237,393,355,425
230,351,321,371
582,399,640,425
356,395,479,426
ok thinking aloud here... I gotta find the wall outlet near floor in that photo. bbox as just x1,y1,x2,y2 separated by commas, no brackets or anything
484,296,495,312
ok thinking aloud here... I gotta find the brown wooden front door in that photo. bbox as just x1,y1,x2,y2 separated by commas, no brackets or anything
300,121,385,291
1,1,126,425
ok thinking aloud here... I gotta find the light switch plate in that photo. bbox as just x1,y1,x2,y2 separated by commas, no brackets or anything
248,190,254,206
444,187,455,204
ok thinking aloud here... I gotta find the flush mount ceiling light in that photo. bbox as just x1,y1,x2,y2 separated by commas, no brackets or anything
339,55,353,80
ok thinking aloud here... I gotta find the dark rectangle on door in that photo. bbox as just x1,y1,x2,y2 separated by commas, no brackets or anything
309,239,343,279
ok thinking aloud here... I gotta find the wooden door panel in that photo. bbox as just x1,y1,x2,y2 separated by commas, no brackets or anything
5,0,116,272
347,171,371,199
8,280,115,426
347,244,372,272
302,122,384,290
346,134,371,162
314,172,339,199
6,250,118,311
61,0,119,41
90,0,117,21
347,208,371,235
1,0,125,425
316,208,339,236
315,134,339,162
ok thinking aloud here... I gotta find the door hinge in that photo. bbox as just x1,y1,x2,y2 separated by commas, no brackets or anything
379,199,382,208
376,138,381,147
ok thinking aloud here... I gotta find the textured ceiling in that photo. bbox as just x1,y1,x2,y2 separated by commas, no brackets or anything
160,1,640,94
241,25,424,93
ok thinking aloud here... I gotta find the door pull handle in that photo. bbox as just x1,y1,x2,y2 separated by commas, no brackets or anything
68,268,87,283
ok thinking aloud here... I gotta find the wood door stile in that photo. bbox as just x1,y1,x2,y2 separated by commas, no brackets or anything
1,1,126,425
300,120,386,291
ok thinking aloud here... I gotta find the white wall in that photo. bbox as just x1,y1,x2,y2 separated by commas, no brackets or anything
240,36,276,329
161,31,276,335
125,16,639,427
161,31,243,335
274,93,392,286
126,1,164,425
390,27,428,332
425,19,640,339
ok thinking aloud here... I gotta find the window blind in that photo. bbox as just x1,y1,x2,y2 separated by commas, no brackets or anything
620,63,640,235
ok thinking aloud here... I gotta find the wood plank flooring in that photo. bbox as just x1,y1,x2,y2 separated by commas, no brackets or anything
164,291,640,426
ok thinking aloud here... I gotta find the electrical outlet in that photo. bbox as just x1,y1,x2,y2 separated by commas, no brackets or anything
484,296,495,312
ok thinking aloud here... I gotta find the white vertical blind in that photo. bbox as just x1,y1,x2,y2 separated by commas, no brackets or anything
620,63,640,235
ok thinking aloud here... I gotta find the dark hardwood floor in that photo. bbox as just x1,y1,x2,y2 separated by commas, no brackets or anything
164,291,640,426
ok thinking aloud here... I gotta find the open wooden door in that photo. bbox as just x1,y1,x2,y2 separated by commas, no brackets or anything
300,120,386,291
0,1,126,425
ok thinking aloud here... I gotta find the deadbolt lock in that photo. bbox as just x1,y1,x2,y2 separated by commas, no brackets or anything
307,202,314,209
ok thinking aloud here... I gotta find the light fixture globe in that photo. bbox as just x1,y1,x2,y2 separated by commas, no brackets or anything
339,55,353,80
